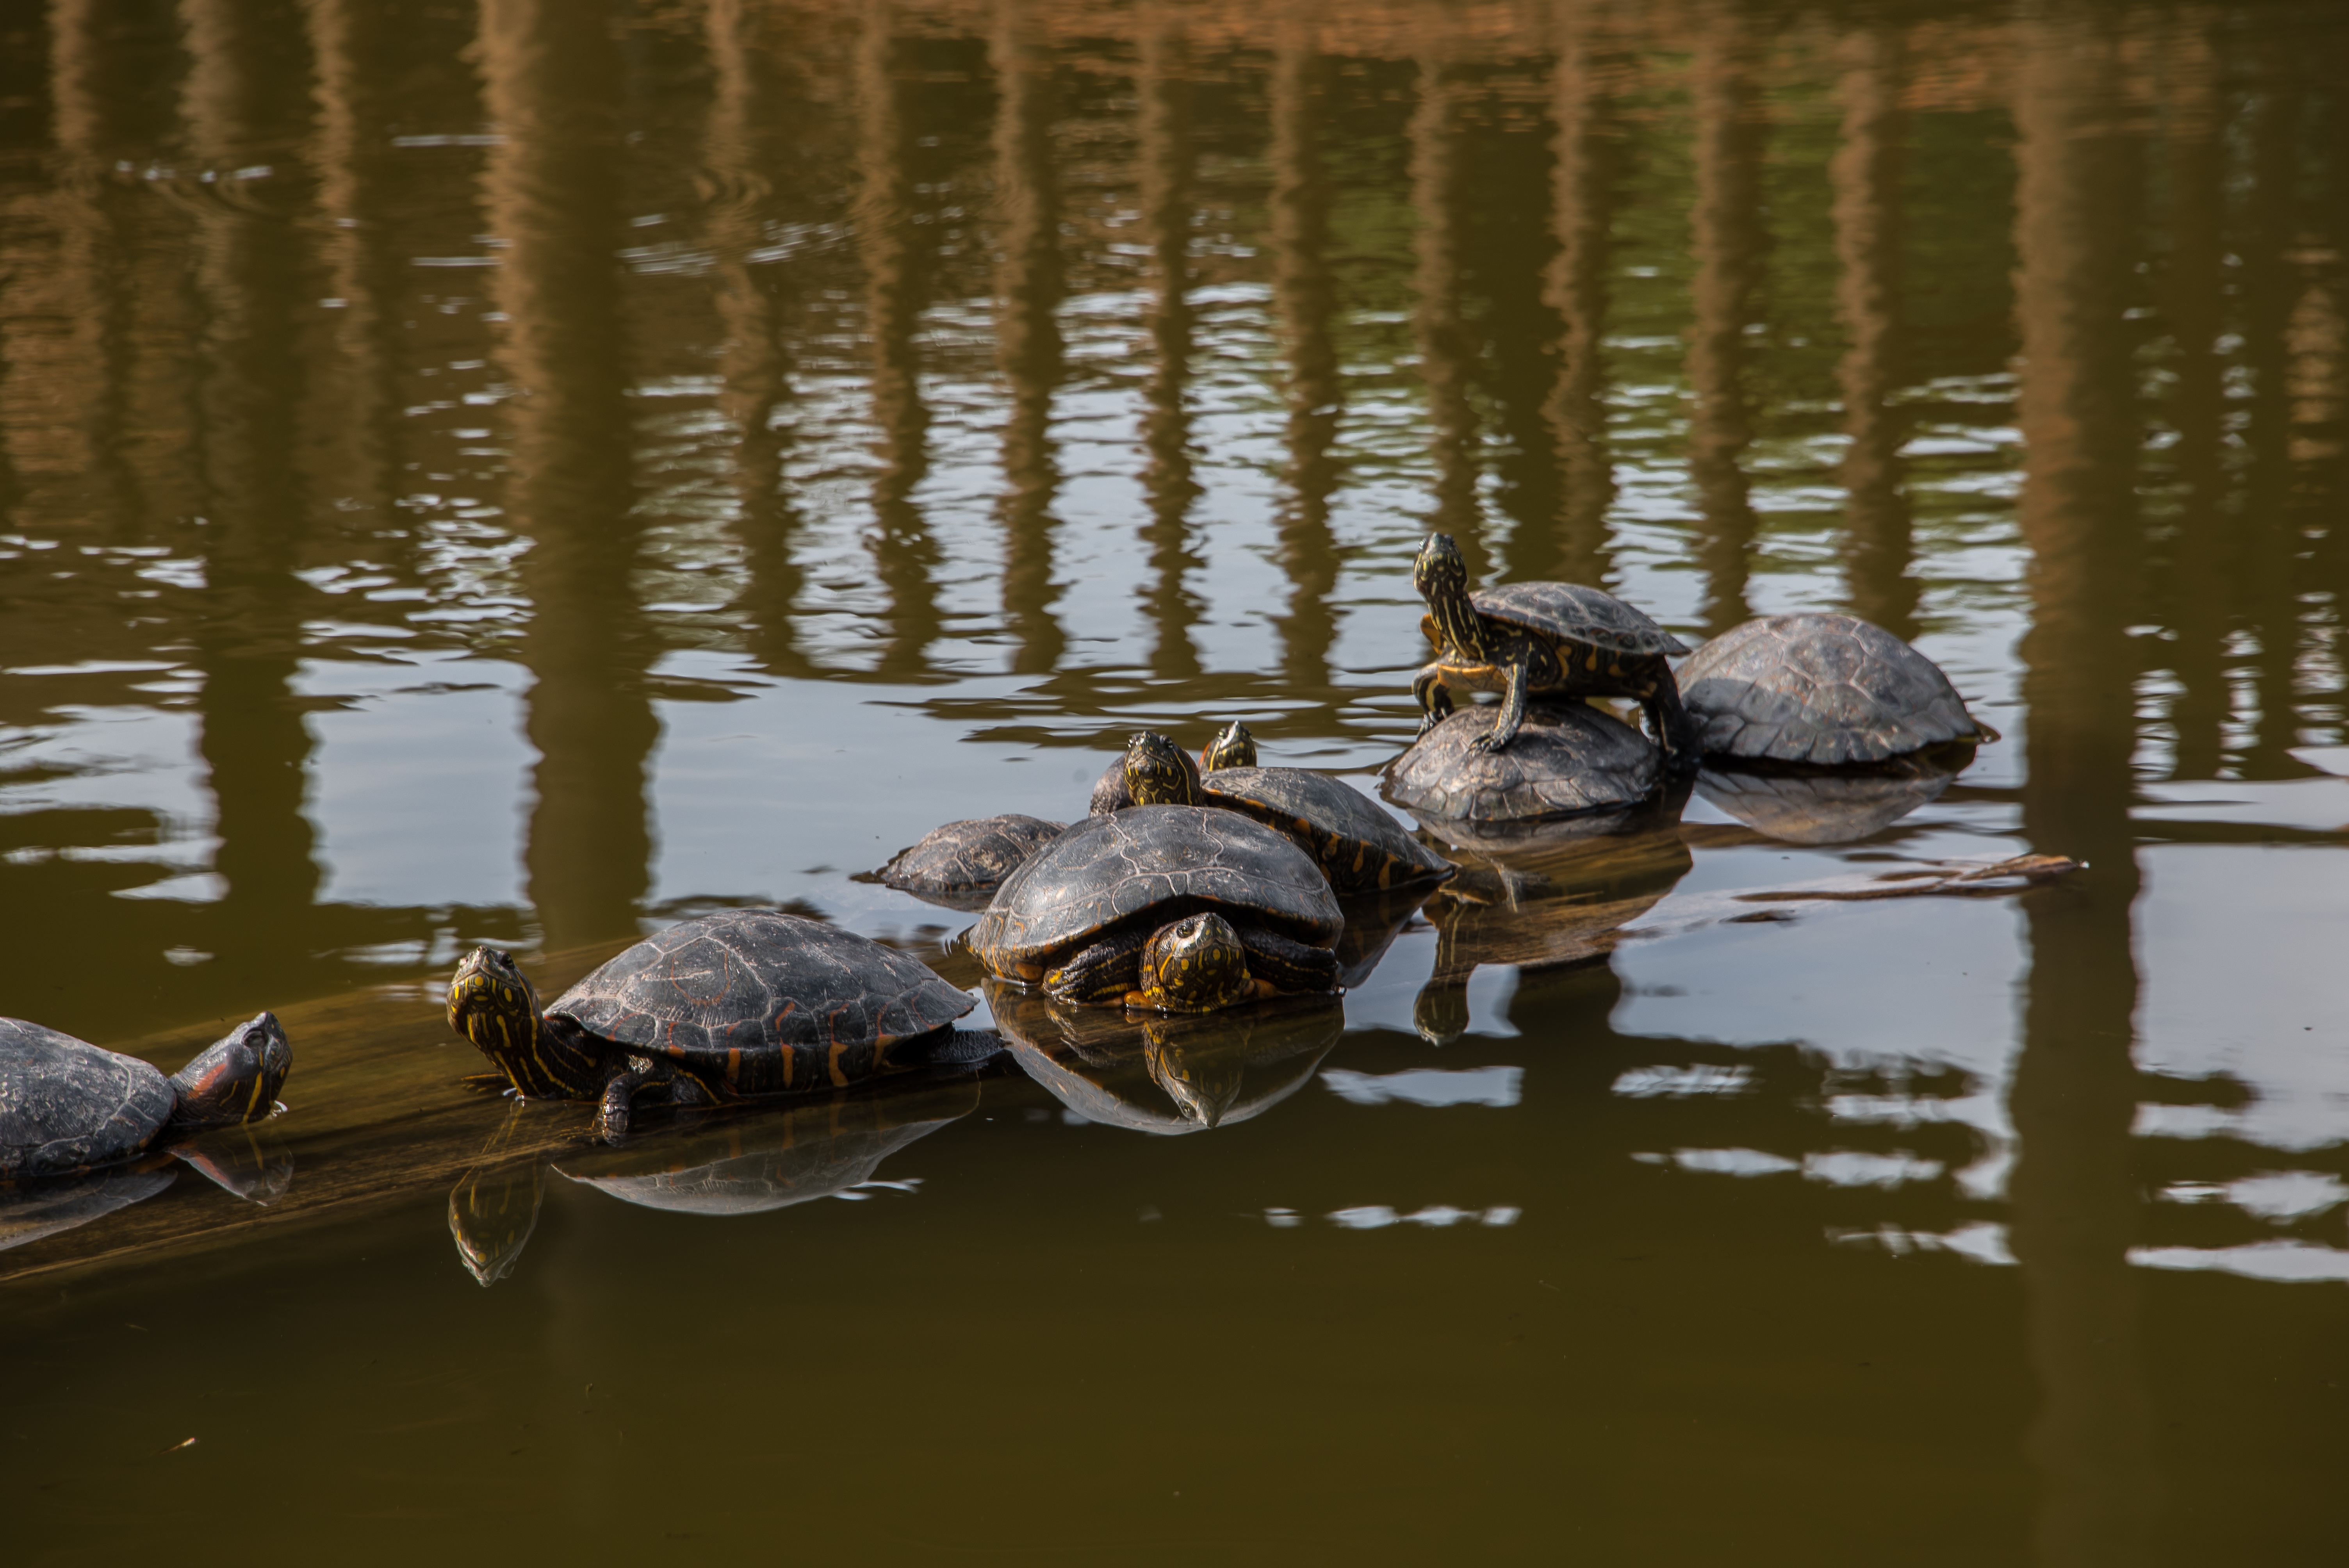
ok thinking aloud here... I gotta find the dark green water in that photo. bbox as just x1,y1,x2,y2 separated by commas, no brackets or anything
3,0,2346,1559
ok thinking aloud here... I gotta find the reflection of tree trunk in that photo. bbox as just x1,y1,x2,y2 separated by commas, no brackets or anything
22,0,146,529
1831,28,1916,639
2008,16,2157,1566
1412,46,1481,572
305,0,408,533
2305,36,2349,713
856,6,940,679
1542,0,1616,586
991,0,1066,676
2157,23,2226,779
2233,50,2304,775
1137,14,1200,682
478,0,656,953
1267,11,1338,695
1688,16,1766,638
704,0,811,681
180,0,324,987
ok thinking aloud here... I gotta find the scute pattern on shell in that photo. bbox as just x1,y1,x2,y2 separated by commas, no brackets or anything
1677,613,1988,765
970,805,1344,971
1201,767,1453,892
879,814,1067,908
550,911,974,1064
0,1018,178,1179
1473,582,1691,657
1384,701,1661,823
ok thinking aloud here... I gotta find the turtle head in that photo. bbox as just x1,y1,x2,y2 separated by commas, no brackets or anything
1124,730,1204,807
167,1012,292,1128
1136,912,1254,1014
448,947,585,1098
1201,720,1257,773
1413,532,1485,659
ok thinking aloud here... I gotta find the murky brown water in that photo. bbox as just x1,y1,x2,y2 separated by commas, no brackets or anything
3,0,2346,1559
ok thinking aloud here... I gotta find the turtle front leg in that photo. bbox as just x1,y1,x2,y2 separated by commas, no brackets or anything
1469,649,1533,752
596,1063,644,1143
1044,926,1151,1005
1645,669,1702,772
1411,661,1452,737
1235,927,1341,994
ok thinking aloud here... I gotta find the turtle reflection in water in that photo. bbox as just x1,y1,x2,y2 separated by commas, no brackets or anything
1409,824,1696,1045
0,1013,294,1252
1696,754,1968,846
988,983,1341,1134
446,1082,981,1285
445,910,985,1140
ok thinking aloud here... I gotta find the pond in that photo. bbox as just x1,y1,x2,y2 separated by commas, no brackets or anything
2,0,2345,1559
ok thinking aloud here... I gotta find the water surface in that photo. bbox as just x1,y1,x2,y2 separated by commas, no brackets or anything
3,0,2346,1559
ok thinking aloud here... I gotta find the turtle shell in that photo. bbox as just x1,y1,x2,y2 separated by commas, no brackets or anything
875,814,1067,910
1473,582,1690,657
969,805,1344,980
1677,613,1992,765
0,1019,178,1179
1200,767,1454,896
1384,701,1661,826
547,911,975,1092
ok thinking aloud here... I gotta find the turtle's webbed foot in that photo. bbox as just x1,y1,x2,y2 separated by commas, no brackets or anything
595,1074,635,1144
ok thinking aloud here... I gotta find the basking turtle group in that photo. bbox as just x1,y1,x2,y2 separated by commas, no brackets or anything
1,525,2018,1276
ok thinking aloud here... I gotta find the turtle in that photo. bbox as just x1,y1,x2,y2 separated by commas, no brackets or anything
968,805,1344,1012
1087,719,1256,815
1120,730,1454,897
1410,531,1698,763
1676,612,1998,766
1384,699,1662,831
445,910,987,1140
1,1012,291,1180
866,813,1068,911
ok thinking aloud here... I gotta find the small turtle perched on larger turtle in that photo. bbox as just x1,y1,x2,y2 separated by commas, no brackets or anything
1122,731,1454,897
1411,532,1698,764
970,804,1344,1012
2,1013,291,1180
1677,613,1996,766
446,911,987,1140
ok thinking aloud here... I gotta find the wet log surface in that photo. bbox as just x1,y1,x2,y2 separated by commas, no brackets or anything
0,938,1005,1286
